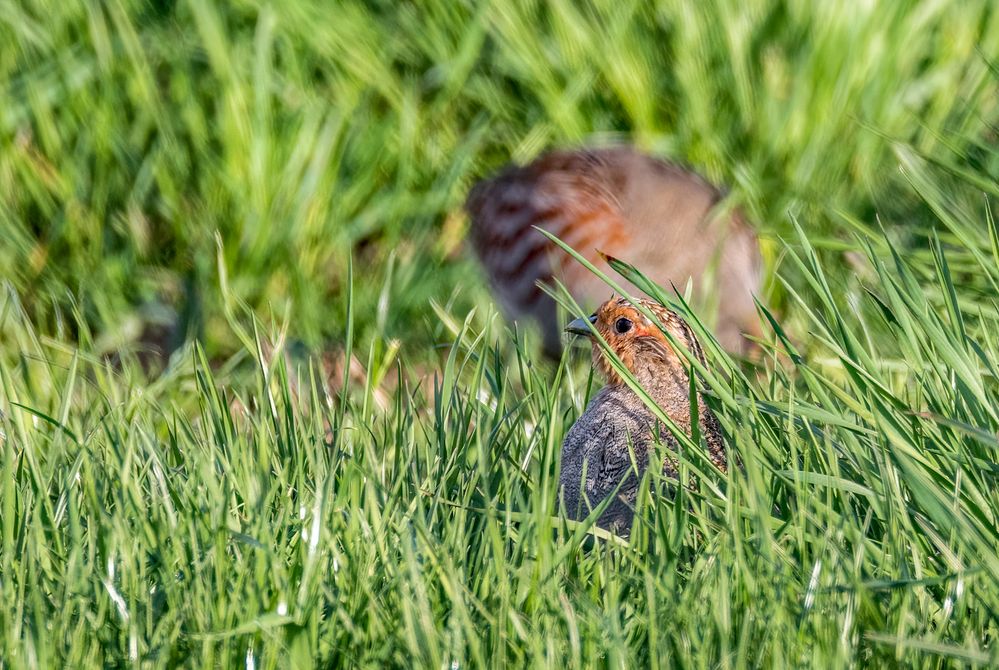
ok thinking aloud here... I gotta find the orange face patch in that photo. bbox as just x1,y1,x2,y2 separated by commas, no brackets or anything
584,297,694,383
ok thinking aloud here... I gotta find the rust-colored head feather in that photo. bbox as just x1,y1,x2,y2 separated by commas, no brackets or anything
567,296,705,386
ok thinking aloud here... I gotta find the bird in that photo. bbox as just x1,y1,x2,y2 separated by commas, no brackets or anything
464,145,762,357
558,296,726,535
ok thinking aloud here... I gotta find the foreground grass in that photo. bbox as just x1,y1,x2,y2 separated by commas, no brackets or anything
2,189,998,666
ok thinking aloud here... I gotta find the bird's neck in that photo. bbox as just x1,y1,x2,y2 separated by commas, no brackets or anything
618,358,699,428
605,356,726,470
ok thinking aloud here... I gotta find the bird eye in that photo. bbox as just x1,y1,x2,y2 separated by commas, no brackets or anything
614,317,633,334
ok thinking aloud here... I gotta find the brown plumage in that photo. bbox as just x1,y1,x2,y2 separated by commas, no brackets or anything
559,297,725,535
465,145,762,357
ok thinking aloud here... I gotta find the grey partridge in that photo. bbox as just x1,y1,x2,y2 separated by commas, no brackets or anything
465,146,762,357
559,296,725,535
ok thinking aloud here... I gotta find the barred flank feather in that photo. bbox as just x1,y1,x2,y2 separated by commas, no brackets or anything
465,146,762,356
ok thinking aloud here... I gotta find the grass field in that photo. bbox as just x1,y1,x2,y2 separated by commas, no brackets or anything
2,0,999,667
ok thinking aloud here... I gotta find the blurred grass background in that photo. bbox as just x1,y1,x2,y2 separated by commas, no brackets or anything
2,0,999,667
2,0,998,358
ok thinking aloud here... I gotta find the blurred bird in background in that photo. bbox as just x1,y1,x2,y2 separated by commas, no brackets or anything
465,146,762,357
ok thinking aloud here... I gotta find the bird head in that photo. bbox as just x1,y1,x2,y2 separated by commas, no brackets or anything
565,297,706,385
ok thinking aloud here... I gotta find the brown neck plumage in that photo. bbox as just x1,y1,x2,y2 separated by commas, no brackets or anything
593,335,725,469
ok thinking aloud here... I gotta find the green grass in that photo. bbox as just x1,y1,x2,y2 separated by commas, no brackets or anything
2,0,999,667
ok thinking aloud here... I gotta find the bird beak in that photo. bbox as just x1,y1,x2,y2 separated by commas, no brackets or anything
565,314,598,337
